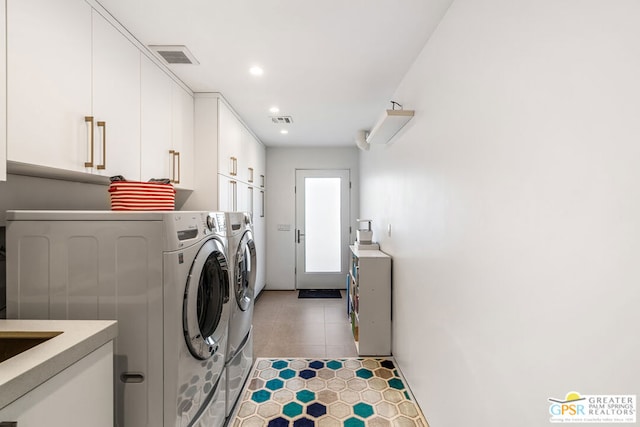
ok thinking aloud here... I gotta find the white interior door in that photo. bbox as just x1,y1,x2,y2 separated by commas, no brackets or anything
295,169,350,289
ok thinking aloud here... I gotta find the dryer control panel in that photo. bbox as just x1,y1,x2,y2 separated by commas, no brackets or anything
164,212,226,251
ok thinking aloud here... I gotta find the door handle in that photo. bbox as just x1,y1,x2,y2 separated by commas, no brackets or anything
297,229,305,243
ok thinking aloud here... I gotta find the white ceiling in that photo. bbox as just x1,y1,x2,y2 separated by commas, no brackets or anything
96,0,453,147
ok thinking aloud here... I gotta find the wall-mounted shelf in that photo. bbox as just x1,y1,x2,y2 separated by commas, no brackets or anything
366,109,414,145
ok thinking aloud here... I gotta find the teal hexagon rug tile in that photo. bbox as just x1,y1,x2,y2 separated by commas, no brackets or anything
229,358,429,427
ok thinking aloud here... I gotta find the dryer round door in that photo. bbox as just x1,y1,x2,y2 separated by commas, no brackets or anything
234,231,256,311
183,238,230,360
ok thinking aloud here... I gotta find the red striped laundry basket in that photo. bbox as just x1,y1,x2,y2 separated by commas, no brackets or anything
108,181,176,211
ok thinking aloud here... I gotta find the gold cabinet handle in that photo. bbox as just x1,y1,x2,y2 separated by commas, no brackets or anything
174,151,180,184
97,121,106,170
169,150,180,183
230,157,237,176
248,167,254,183
169,150,174,182
84,116,94,167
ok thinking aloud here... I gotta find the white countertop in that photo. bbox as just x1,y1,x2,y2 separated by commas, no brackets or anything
350,245,391,258
0,319,118,409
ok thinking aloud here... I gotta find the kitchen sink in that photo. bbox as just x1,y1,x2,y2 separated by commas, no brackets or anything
0,331,62,363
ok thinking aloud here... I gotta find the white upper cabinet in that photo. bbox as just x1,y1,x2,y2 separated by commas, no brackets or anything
7,0,92,172
217,99,265,186
6,0,188,184
140,57,194,189
7,0,141,178
140,55,172,182
171,83,195,189
218,100,242,178
91,10,141,180
0,0,6,181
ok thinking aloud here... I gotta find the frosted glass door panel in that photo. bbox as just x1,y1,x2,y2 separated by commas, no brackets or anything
295,169,350,289
305,178,341,273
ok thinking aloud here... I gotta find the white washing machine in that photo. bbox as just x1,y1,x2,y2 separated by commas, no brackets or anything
224,212,256,417
6,210,231,427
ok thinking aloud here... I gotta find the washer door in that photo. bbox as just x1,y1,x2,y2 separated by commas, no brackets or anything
234,230,257,311
183,238,230,360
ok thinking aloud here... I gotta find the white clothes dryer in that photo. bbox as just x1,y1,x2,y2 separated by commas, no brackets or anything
224,211,256,417
6,210,231,427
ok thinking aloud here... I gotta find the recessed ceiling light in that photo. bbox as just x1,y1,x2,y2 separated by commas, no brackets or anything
269,106,280,114
280,129,289,134
249,66,264,76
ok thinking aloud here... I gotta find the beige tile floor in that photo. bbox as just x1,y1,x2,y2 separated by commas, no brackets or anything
253,290,358,358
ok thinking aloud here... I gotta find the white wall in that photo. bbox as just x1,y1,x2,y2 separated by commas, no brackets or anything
266,147,359,290
0,175,109,224
360,0,640,425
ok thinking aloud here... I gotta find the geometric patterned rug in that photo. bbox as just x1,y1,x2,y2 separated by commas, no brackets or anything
229,358,430,427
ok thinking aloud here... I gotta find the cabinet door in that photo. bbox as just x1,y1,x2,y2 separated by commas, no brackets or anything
140,55,172,182
7,0,92,171
0,0,6,181
241,127,257,184
91,10,141,179
218,174,237,211
171,83,194,189
253,187,266,295
218,100,242,177
254,139,266,189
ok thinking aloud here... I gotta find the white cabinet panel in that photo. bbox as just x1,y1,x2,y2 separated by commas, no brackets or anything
140,55,172,182
91,10,140,180
218,174,235,211
218,100,242,178
7,0,92,172
0,342,114,427
171,83,194,189
0,0,6,181
140,58,194,188
253,188,266,295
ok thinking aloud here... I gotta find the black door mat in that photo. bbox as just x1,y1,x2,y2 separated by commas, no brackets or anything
298,289,342,299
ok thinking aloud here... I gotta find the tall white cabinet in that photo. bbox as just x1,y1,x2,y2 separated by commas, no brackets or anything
5,0,194,187
184,93,267,295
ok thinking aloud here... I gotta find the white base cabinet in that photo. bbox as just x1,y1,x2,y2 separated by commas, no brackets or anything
0,342,114,427
348,246,392,356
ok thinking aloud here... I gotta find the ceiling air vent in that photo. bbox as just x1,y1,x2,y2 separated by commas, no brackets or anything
148,45,199,65
271,116,293,124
